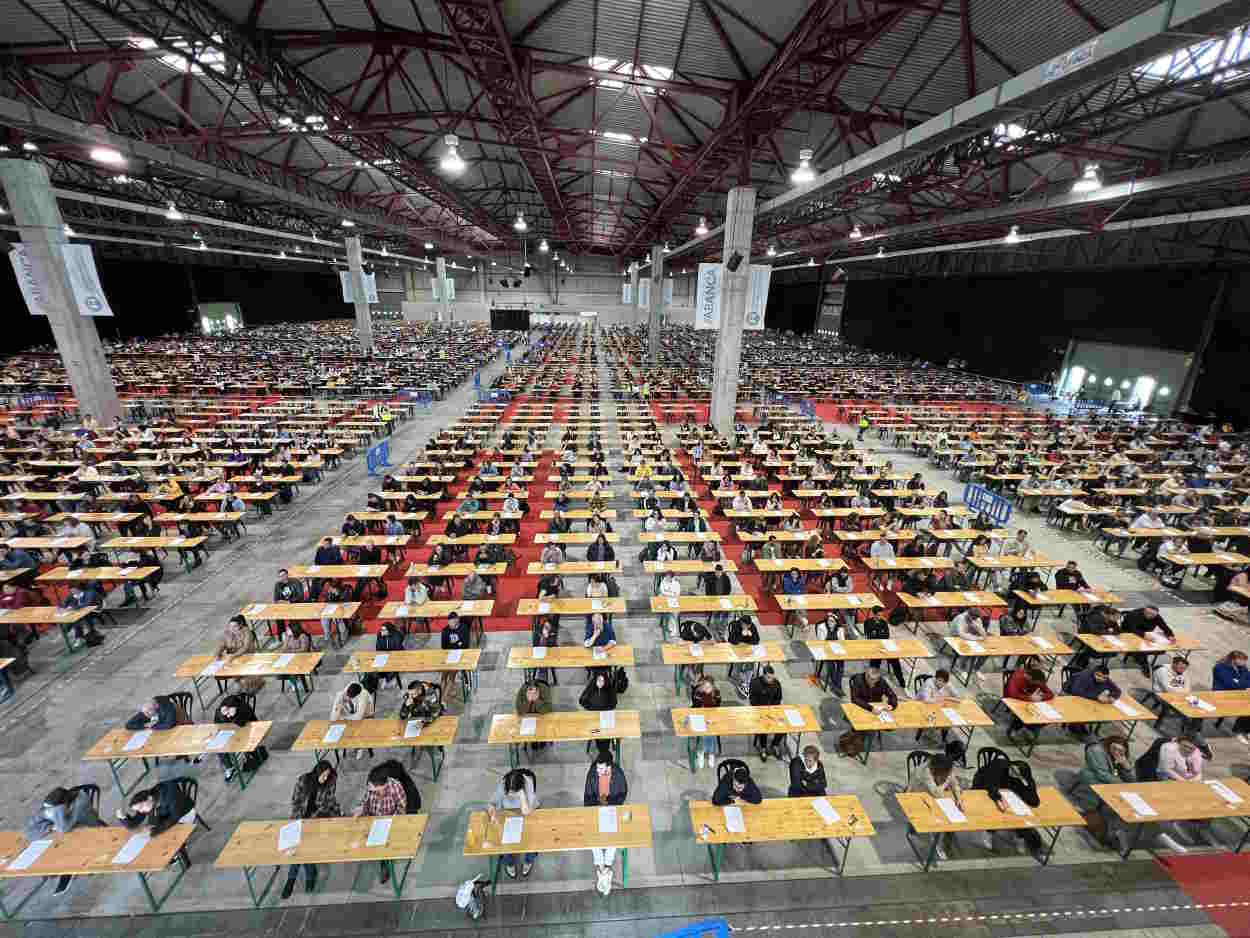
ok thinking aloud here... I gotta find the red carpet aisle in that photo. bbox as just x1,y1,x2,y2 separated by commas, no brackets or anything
1160,853,1250,936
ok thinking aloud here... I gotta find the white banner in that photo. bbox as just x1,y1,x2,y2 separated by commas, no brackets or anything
694,263,722,330
9,245,50,316
663,278,674,306
62,244,113,317
9,244,114,317
342,270,379,304
621,283,632,305
429,277,441,301
744,264,772,330
446,277,455,301
637,277,650,309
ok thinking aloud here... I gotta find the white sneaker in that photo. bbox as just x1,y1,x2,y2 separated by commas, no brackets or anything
597,867,612,895
934,843,948,861
1238,734,1250,746
978,831,994,851
1157,832,1188,854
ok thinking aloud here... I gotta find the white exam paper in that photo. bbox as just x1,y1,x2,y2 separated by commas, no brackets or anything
723,806,746,834
501,817,524,845
205,729,235,751
1036,702,1062,720
404,720,422,738
519,717,537,736
273,653,294,667
1001,790,1033,816
598,806,618,834
812,798,841,825
112,833,150,865
531,646,547,659
828,641,846,655
373,653,389,667
937,798,966,824
600,711,616,730
688,714,707,732
1121,792,1157,817
278,820,302,851
1208,780,1243,804
941,707,967,726
367,818,392,847
323,724,346,744
784,707,805,728
447,649,463,664
123,730,152,752
882,639,898,652
1112,698,1139,716
689,643,703,657
7,839,52,871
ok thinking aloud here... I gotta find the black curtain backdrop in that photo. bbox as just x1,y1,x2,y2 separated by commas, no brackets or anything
842,266,1250,422
4,256,351,353
765,266,822,333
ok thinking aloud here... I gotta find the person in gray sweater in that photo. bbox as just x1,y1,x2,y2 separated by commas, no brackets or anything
25,786,104,894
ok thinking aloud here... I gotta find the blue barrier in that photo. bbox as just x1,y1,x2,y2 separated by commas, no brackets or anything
366,438,391,477
799,399,815,418
654,921,729,938
476,389,511,403
962,482,1013,525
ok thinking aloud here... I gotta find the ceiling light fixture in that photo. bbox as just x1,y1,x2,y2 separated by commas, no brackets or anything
807,257,816,266
695,217,708,236
90,146,124,165
1005,224,1020,244
22,142,37,152
165,202,184,222
791,147,815,185
424,242,434,250
341,219,355,228
876,246,884,257
63,224,75,236
1072,163,1103,193
514,212,527,231
440,134,466,175
766,245,776,257
849,224,862,240
539,239,549,252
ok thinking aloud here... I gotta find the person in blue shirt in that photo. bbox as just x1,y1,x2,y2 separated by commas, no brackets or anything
584,612,616,648
0,545,38,571
124,695,179,731
59,583,105,647
1214,651,1250,742
781,568,806,597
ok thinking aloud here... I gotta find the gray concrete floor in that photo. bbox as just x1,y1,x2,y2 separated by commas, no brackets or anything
0,334,1238,938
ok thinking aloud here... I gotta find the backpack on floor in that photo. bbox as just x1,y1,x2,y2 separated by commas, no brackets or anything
613,666,629,695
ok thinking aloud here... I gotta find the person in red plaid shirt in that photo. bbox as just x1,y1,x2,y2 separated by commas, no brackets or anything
354,766,407,883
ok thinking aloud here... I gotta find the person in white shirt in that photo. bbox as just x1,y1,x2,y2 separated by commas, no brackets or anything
329,681,375,759
1009,529,1032,557
869,535,895,560
950,609,988,640
916,668,959,702
1132,510,1163,529
1152,656,1190,696
656,570,681,636
731,492,752,512
1156,735,1216,848
850,493,871,509
540,542,564,566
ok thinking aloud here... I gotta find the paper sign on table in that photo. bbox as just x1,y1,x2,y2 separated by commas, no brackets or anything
446,649,463,664
667,598,680,609
373,654,389,667
689,643,703,657
502,817,524,845
367,818,393,847
205,728,235,750
936,798,967,824
112,833,150,865
531,646,547,659
810,645,825,660
600,711,616,730
1112,698,1140,716
964,641,985,653
812,798,841,825
323,724,346,744
592,647,607,660
278,820,303,852
1105,636,1126,648
719,597,733,610
123,730,152,752
962,592,980,602
778,708,803,728
537,602,551,614
877,710,895,724
519,717,537,736
828,641,846,655
7,839,52,871
394,604,409,617
1208,780,1243,804
941,707,967,726
598,806,618,834
723,806,746,834
653,561,665,571
1030,637,1053,650
404,720,422,738
792,596,807,607
688,714,707,732
591,599,604,611
882,639,898,652
846,596,861,606
1190,697,1217,712
1121,792,1157,817
273,653,294,667
1001,790,1033,816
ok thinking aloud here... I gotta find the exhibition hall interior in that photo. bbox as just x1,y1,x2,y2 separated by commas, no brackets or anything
1,1,1250,937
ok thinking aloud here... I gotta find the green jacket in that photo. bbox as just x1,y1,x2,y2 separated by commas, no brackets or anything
514,683,552,715
1071,743,1133,812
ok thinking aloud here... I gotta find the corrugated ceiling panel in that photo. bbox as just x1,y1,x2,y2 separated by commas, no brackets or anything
527,0,596,56
971,0,1094,77
676,1,741,82
638,0,692,71
864,13,962,114
594,0,642,64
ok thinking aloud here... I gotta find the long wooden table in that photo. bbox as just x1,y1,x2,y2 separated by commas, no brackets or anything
291,717,458,778
464,805,652,896
215,815,429,905
1093,778,1250,857
488,710,642,767
896,788,1084,870
175,652,323,709
671,704,821,772
1003,695,1156,755
660,641,791,691
506,645,634,671
85,721,272,794
941,634,1072,684
839,698,992,762
690,796,874,880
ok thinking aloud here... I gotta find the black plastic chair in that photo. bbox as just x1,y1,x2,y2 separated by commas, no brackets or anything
1060,664,1080,694
912,674,932,743
69,783,100,817
715,758,749,788
976,746,1008,774
906,750,931,789
168,691,194,723
171,776,210,832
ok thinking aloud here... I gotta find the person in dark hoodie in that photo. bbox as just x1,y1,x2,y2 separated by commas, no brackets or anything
1066,663,1122,736
25,786,104,894
280,760,340,899
749,666,785,761
124,695,180,731
579,669,618,756
583,752,628,896
712,763,763,807
970,752,1041,853
788,745,828,797
116,779,195,866
214,692,268,781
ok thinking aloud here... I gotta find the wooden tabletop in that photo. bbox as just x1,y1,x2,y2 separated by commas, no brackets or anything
0,825,194,878
6,536,89,549
690,796,875,845
897,590,1007,609
291,717,459,751
379,600,494,619
1076,632,1202,654
488,710,642,745
427,533,518,546
215,815,429,868
406,563,510,578
534,532,620,544
897,788,1084,835
841,698,993,731
86,721,272,760
1159,690,1250,719
775,592,881,612
660,641,791,665
506,645,634,669
862,557,954,571
1010,588,1121,607
329,536,412,548
0,606,95,624
643,560,739,574
464,805,653,857
285,564,389,579
38,565,160,583
806,637,933,662
1159,551,1250,567
638,531,722,543
241,602,361,620
1092,778,1250,824
176,652,323,679
344,648,481,674
672,704,821,737
515,598,627,616
944,634,1074,658
969,555,1062,570
1003,695,1156,726
754,558,848,573
649,595,758,614
524,561,622,576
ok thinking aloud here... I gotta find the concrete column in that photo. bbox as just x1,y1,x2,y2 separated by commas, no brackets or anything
629,263,640,326
436,257,452,323
344,236,374,354
647,244,664,365
0,160,121,424
709,185,757,438
404,269,419,302
479,263,487,306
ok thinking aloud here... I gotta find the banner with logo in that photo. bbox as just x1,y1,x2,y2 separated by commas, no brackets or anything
663,278,674,306
744,264,772,330
637,277,650,309
429,276,441,301
341,270,379,304
694,263,722,330
621,283,632,305
9,243,114,317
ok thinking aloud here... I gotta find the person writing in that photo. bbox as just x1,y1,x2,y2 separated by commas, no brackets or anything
488,769,538,879
583,753,628,895
909,753,964,860
279,761,339,899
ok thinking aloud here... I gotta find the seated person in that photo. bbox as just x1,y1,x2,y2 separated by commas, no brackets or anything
712,763,763,807
25,785,105,894
58,583,105,648
788,745,827,796
124,694,180,731
583,751,628,895
115,780,195,866
969,752,1041,854
908,753,965,860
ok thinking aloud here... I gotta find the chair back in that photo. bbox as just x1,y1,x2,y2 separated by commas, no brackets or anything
912,673,932,697
906,750,932,789
70,783,101,816
976,746,1008,773
716,758,749,788
168,691,194,725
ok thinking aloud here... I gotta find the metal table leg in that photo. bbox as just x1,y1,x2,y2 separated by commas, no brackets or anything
1038,827,1063,866
826,836,854,875
0,877,48,919
242,865,280,908
1118,821,1146,859
706,842,723,881
136,860,188,912
108,756,151,795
